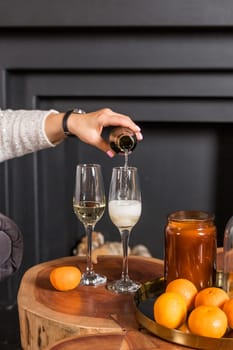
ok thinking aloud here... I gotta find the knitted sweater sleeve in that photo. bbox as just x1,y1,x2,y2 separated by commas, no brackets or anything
0,109,59,162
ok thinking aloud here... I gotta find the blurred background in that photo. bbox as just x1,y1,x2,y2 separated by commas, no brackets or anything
1,1,233,348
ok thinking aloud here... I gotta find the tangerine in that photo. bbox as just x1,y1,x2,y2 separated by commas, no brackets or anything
166,278,198,310
188,305,228,338
195,287,229,308
49,266,82,291
222,298,233,328
153,291,187,329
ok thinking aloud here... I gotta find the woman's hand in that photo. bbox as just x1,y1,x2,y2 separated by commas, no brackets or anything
46,108,143,157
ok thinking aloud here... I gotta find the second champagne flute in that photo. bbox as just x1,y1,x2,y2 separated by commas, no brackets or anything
107,166,142,293
73,164,107,286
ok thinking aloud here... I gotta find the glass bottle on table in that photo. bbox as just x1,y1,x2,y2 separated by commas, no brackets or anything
73,164,107,286
164,210,217,290
223,216,233,296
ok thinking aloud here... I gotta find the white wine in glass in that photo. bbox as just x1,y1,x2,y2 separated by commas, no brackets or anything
73,164,107,286
107,166,142,293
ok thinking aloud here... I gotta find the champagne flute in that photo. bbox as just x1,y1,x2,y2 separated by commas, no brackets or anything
107,166,142,293
73,164,107,286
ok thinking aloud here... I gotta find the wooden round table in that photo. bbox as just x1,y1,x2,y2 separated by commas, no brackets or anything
18,250,224,350
43,330,197,350
18,255,165,350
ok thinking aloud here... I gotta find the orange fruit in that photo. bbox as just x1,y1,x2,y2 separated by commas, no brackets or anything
195,287,229,308
188,305,228,338
223,298,233,328
49,266,82,291
153,291,187,329
166,278,198,310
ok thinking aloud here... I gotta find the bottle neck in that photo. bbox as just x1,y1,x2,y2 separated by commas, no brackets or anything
118,134,136,152
109,127,137,154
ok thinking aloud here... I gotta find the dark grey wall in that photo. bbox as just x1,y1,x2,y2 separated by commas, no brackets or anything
1,1,233,348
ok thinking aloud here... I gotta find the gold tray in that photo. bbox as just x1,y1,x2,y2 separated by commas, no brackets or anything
134,277,233,350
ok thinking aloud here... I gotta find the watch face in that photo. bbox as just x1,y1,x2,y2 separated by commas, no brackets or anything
73,108,86,114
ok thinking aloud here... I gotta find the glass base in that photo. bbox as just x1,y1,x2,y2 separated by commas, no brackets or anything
107,278,141,294
81,272,107,286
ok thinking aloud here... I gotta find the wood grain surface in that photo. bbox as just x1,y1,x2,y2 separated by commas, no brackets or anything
18,250,224,350
18,255,164,350
44,330,196,350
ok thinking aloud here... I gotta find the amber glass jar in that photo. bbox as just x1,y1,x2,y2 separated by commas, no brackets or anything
164,211,217,290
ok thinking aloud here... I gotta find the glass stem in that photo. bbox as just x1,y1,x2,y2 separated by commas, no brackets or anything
120,229,131,281
85,224,94,276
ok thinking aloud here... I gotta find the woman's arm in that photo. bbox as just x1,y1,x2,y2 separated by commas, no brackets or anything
0,108,142,162
0,109,58,162
45,108,142,157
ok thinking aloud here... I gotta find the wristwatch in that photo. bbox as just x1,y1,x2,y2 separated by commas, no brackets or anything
62,108,86,137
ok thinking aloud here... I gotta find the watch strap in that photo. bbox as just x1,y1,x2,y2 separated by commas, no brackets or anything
62,108,86,137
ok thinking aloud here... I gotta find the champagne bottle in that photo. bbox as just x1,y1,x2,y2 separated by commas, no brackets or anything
109,127,137,154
